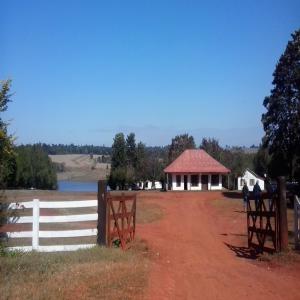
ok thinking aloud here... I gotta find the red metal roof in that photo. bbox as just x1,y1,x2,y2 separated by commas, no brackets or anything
164,149,230,174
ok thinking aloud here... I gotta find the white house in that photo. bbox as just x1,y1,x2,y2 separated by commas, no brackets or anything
164,149,230,191
237,168,265,191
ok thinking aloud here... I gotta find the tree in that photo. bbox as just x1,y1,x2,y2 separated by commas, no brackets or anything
0,79,15,233
126,133,137,168
262,29,300,180
135,142,147,181
109,133,127,189
168,134,195,163
253,146,271,177
200,138,223,162
0,79,15,188
111,133,126,170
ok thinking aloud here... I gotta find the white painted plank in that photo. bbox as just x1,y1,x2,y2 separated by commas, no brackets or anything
7,244,96,252
8,200,97,209
37,244,97,252
39,213,98,223
39,228,97,238
8,202,33,209
7,231,32,238
6,246,33,252
7,229,97,238
8,216,33,224
39,200,97,208
9,213,98,224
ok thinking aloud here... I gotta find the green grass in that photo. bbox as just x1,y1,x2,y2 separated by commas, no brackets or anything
0,240,149,300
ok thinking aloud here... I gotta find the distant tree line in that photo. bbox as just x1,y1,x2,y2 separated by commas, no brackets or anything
22,143,112,155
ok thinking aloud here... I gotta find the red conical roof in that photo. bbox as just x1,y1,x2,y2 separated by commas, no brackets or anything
164,149,230,174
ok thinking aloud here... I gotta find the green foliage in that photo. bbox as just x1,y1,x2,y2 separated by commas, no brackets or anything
253,146,271,177
111,133,126,170
26,143,112,155
0,79,15,188
135,142,147,181
126,133,137,168
168,134,195,163
262,29,300,180
200,138,223,162
109,133,168,189
12,145,57,190
0,79,16,232
199,138,256,189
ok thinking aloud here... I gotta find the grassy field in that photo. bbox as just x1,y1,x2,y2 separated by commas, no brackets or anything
49,154,110,181
0,190,163,300
0,242,149,300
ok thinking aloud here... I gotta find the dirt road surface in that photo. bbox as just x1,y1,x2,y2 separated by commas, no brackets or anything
138,192,300,300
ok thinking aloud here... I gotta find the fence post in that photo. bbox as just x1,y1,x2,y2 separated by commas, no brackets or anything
97,180,107,246
295,195,300,250
32,199,39,251
277,177,288,252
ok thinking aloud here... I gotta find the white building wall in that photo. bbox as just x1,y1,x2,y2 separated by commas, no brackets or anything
237,170,265,191
169,173,223,191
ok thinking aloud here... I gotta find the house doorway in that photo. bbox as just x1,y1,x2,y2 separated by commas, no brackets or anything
184,175,188,190
201,175,208,190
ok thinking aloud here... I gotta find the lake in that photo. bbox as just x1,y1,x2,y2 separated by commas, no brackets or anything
58,180,98,192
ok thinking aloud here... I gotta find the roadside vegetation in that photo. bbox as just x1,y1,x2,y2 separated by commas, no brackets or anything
0,242,149,300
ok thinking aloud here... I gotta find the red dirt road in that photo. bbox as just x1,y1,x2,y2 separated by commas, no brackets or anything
138,192,300,300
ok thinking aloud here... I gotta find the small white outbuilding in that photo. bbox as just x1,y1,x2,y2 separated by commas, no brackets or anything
237,168,265,192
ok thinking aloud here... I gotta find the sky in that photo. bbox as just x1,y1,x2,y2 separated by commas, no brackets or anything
1,0,300,147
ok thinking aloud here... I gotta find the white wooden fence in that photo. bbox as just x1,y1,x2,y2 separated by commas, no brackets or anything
5,199,98,252
295,195,300,250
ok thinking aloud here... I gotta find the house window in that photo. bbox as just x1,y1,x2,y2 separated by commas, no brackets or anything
176,175,181,187
211,175,219,186
240,179,245,186
250,179,255,186
191,175,199,186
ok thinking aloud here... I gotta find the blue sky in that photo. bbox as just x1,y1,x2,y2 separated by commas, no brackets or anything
1,1,299,147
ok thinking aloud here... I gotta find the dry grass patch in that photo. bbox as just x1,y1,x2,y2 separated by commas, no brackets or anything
0,240,149,300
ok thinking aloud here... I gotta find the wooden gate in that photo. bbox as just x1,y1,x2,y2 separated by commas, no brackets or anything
107,193,136,250
247,195,279,253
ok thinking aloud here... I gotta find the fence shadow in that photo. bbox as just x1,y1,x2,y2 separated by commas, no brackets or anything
222,191,242,199
224,242,259,260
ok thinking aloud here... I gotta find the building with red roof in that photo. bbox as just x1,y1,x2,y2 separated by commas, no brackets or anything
164,149,230,191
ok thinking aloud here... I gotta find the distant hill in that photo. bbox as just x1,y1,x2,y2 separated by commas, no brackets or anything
49,154,110,181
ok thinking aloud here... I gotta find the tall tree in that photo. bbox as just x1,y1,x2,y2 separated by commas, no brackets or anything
111,133,126,170
168,134,195,163
262,29,300,180
126,133,137,168
135,142,147,181
109,133,127,189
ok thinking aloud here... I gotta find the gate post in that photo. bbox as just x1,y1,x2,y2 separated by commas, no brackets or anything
97,180,108,246
277,176,288,252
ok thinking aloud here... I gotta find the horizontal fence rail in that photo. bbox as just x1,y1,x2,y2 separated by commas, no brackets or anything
3,199,98,252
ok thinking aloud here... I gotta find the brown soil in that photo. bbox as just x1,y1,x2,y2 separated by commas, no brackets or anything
138,191,300,300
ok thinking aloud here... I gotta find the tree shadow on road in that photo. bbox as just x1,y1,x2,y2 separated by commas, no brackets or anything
224,242,259,260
